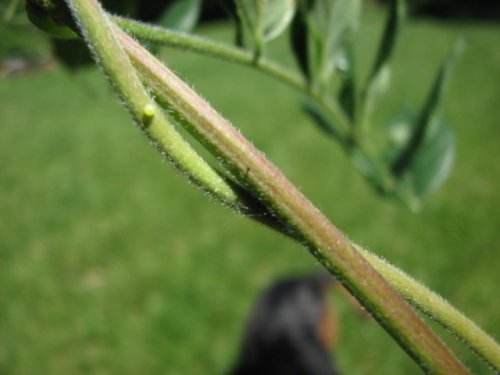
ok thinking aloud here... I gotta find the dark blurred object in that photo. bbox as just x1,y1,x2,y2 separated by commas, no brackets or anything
51,39,92,70
379,0,500,21
229,273,341,375
201,0,234,22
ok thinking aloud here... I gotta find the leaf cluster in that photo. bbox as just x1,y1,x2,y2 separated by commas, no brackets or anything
287,0,463,208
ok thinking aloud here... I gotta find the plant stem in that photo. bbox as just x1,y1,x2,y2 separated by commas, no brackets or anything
357,245,500,373
115,16,408,194
114,17,352,134
114,26,469,374
62,0,254,217
114,17,302,86
114,22,500,361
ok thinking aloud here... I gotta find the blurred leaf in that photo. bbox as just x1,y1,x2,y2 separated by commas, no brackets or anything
385,113,455,200
382,109,414,162
235,0,258,32
234,11,246,47
159,0,202,33
317,0,361,84
349,147,387,194
291,0,361,87
214,0,246,47
363,64,391,122
338,44,356,120
261,0,295,42
392,39,464,176
234,0,264,56
368,0,405,89
26,2,77,39
236,0,295,56
300,97,342,141
362,0,404,122
404,119,455,198
290,2,311,80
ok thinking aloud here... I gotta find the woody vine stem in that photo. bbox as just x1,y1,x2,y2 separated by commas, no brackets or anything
31,0,500,373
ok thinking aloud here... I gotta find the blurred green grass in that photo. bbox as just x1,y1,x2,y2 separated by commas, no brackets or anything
1,9,499,375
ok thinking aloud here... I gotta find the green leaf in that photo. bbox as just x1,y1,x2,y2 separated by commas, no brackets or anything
158,0,202,33
368,0,405,88
362,64,391,123
318,0,361,84
234,10,246,47
386,113,455,200
382,109,414,162
236,0,295,56
392,40,464,176
290,0,360,86
214,0,246,47
261,0,295,42
404,119,455,198
362,0,404,123
26,2,77,39
383,111,455,202
234,0,265,57
338,44,356,121
235,0,259,34
290,2,311,81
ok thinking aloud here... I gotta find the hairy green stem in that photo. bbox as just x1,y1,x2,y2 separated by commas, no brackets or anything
114,16,404,194
62,0,247,214
114,25,469,374
138,25,500,358
357,246,500,373
114,17,303,89
114,17,351,134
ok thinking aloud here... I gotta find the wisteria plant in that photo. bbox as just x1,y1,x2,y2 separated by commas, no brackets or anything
23,0,500,373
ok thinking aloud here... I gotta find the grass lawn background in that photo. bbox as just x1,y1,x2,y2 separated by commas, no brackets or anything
1,7,499,375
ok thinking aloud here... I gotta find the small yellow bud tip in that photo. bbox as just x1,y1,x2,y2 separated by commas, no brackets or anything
143,104,155,118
